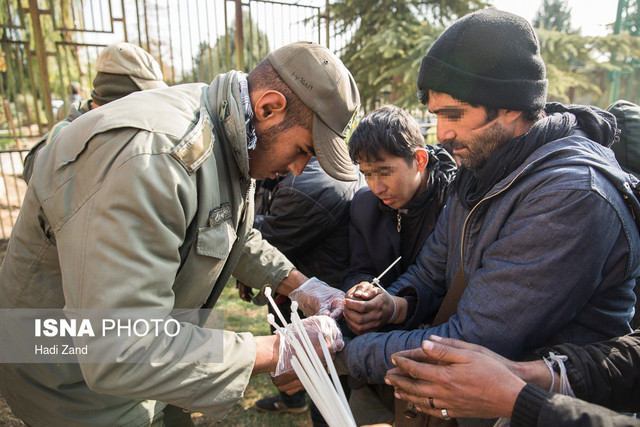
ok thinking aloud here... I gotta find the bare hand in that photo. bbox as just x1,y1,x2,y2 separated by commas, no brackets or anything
237,281,254,302
345,281,380,300
271,371,304,395
384,336,526,420
343,282,396,335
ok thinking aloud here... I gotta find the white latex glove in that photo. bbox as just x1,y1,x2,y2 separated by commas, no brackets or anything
275,315,344,376
288,277,345,319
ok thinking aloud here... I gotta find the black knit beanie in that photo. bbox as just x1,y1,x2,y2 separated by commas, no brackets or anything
418,8,548,111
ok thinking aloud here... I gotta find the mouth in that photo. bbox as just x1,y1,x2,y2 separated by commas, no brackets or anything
444,141,466,156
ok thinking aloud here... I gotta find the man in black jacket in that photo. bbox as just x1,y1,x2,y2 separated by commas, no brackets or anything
342,105,457,331
340,105,456,425
238,156,365,423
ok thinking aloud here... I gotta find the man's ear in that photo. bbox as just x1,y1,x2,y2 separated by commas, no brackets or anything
253,90,287,124
415,148,429,172
500,109,524,125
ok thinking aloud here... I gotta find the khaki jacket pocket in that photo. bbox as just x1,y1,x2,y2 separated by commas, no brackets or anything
196,221,236,259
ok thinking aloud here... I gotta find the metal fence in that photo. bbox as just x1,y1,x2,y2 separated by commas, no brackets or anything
0,0,342,239
0,148,27,240
1,0,335,141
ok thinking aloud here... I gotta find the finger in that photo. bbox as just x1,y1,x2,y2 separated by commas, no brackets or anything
390,355,447,383
353,285,381,300
346,282,380,300
344,317,376,335
344,294,385,313
385,373,436,405
428,335,484,352
275,378,304,395
391,347,432,365
345,282,371,299
386,366,406,377
342,309,381,333
282,383,305,395
328,300,344,319
343,298,370,313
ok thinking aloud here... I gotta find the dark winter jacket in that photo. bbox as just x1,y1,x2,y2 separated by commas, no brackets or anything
343,107,640,384
512,330,640,426
255,156,366,287
341,145,457,293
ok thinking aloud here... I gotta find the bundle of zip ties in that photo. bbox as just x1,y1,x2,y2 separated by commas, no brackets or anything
264,286,356,427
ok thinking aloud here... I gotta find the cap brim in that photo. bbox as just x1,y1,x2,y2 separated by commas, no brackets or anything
130,76,168,91
313,114,357,181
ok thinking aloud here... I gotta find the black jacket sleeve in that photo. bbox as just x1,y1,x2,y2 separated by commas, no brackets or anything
535,330,640,412
512,383,640,427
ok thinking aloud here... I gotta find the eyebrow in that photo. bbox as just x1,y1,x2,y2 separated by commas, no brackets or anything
429,106,464,115
361,165,394,173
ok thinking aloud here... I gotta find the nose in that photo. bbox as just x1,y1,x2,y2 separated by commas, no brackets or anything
436,123,456,144
288,153,311,176
368,176,387,195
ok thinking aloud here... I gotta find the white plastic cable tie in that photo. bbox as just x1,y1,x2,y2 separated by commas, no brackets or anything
545,351,576,397
264,286,288,327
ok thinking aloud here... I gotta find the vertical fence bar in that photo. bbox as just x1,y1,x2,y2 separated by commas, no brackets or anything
0,154,14,230
166,0,175,82
28,0,54,127
234,0,244,70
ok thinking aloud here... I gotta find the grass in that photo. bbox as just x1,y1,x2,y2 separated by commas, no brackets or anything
194,282,312,426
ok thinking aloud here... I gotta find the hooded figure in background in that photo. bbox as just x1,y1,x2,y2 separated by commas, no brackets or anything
22,42,167,183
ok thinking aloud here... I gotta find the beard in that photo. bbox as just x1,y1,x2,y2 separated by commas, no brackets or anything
444,121,512,170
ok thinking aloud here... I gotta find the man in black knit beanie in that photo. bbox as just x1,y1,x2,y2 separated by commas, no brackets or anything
337,8,640,427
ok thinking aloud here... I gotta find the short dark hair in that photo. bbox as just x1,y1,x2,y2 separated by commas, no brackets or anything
349,105,425,165
247,59,312,131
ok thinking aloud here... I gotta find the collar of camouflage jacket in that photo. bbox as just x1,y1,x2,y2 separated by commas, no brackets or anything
206,70,251,180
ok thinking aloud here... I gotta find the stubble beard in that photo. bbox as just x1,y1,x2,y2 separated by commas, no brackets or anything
453,121,512,170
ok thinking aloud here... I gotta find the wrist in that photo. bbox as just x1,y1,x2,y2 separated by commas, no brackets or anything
514,359,553,389
389,296,408,324
252,334,279,375
277,269,309,296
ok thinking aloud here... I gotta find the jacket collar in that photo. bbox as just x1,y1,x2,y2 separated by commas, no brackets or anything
205,70,251,179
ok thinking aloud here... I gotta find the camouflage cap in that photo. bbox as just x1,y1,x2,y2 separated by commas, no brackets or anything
96,42,167,90
267,42,360,181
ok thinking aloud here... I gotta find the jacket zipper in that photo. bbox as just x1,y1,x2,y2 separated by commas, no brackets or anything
396,208,408,232
459,168,529,271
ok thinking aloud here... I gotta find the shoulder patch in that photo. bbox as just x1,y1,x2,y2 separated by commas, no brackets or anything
171,108,214,174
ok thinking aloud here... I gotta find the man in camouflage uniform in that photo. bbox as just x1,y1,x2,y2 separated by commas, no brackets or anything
0,41,358,425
